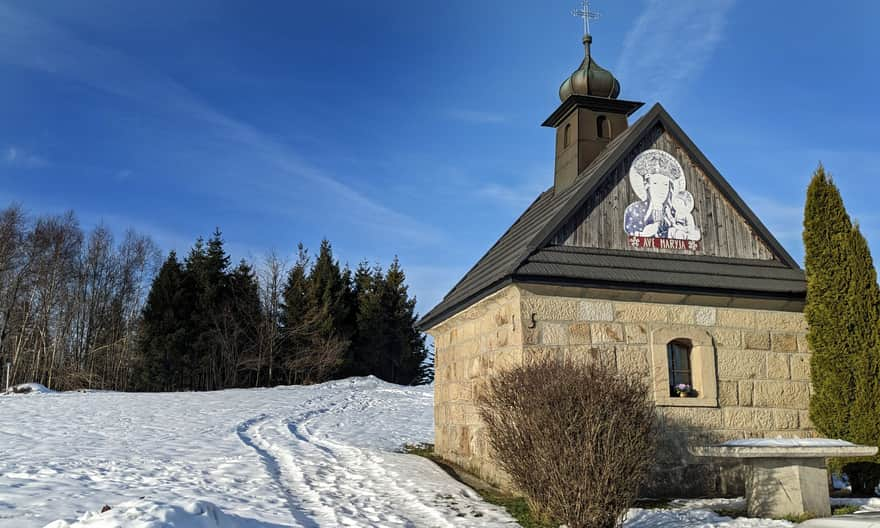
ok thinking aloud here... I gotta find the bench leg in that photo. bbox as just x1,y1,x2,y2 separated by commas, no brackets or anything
746,457,831,519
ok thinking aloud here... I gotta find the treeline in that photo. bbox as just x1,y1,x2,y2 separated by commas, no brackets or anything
0,205,158,391
0,204,432,392
137,233,431,391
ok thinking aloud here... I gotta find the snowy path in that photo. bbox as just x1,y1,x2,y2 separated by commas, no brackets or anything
0,377,515,528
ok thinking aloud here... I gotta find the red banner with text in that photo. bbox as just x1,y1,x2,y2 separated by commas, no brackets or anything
628,236,700,252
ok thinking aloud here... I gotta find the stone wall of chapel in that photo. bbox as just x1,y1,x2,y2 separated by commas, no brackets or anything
428,287,814,497
519,290,814,496
428,285,523,487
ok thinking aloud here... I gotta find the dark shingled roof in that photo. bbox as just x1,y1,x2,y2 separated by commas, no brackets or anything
519,246,805,295
417,103,805,330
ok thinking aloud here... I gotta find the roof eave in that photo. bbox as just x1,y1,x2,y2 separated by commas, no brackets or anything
541,95,645,128
416,277,513,331
417,273,806,331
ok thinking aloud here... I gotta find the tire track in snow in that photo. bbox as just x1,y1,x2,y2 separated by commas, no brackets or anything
238,389,464,527
233,381,513,527
294,403,457,527
235,414,321,527
291,387,483,527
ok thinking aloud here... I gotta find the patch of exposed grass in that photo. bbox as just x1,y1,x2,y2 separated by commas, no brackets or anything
633,498,673,509
402,442,435,458
402,443,554,528
780,512,817,523
833,504,861,516
713,504,862,523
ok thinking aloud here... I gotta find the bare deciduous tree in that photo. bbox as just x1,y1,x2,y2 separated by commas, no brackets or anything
256,252,286,385
0,206,158,391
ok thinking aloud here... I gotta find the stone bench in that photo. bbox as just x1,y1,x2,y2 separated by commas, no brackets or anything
690,438,877,519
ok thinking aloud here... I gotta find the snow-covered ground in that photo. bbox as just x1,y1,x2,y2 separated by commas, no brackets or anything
0,377,866,527
1,377,518,527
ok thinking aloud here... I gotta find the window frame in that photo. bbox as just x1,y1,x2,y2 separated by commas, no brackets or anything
650,327,718,407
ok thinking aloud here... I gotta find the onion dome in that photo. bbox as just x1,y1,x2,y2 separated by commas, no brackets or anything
558,35,620,101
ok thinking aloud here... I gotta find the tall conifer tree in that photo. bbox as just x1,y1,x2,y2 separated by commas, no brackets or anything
840,225,880,447
138,251,192,391
804,165,865,439
184,229,232,390
351,257,428,385
353,262,387,377
382,257,428,384
229,259,262,386
349,261,380,376
280,244,311,383
307,240,354,363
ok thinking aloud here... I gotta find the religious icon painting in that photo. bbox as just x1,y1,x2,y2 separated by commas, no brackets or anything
624,149,701,250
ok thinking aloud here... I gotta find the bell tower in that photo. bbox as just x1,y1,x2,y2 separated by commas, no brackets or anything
543,5,643,193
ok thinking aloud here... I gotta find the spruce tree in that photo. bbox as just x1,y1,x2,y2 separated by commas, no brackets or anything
352,262,388,378
350,257,429,384
339,262,358,373
308,240,351,338
280,243,311,384
382,257,428,384
349,261,379,376
138,251,192,391
804,165,859,439
229,259,263,387
417,346,435,385
180,237,207,388
184,229,232,390
306,239,354,376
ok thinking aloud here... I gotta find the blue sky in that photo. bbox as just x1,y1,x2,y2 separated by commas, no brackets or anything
0,0,877,316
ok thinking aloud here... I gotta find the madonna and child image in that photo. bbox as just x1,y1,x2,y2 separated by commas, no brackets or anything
623,149,702,241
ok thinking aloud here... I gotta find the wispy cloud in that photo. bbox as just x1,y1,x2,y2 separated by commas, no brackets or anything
616,0,736,103
0,3,439,243
445,109,507,124
114,169,133,182
2,146,49,169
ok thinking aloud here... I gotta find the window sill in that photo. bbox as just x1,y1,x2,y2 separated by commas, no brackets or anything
655,396,718,408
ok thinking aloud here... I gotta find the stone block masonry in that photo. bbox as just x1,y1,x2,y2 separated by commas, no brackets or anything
429,285,523,489
427,285,814,497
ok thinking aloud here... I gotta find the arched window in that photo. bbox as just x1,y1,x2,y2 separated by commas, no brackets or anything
667,339,692,396
596,115,609,138
563,123,572,148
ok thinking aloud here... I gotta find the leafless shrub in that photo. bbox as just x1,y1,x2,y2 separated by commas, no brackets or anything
282,308,346,385
284,334,346,385
477,357,657,528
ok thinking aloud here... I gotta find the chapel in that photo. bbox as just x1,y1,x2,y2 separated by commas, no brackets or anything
417,27,813,497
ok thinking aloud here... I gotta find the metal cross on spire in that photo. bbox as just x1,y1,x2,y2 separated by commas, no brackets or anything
572,0,600,36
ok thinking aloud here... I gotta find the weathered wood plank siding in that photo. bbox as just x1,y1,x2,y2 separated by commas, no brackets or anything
552,124,777,261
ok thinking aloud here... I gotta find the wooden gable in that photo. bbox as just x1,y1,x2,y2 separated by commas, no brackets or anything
551,122,779,261
418,104,803,330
